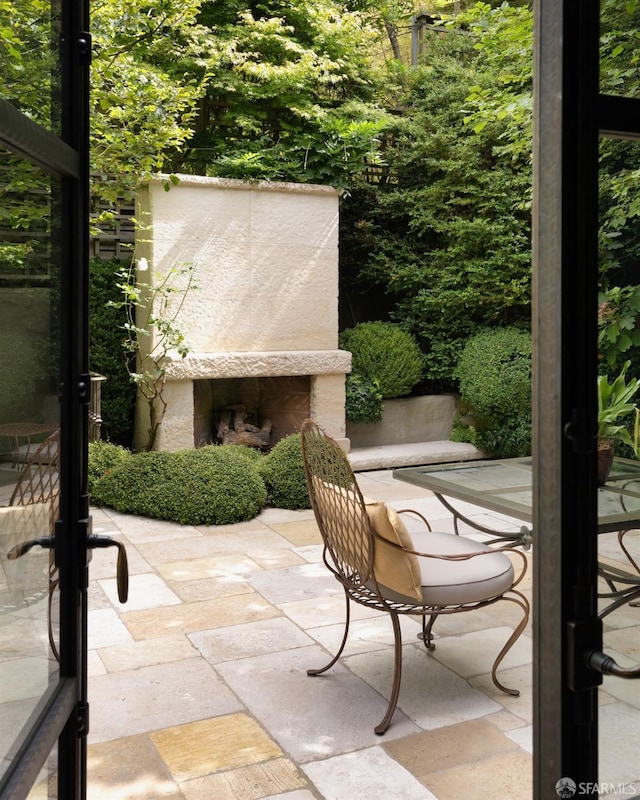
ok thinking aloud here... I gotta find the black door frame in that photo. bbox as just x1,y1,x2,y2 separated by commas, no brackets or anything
533,0,640,794
0,0,91,794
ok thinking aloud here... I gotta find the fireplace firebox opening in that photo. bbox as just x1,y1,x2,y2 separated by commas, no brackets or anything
194,376,311,450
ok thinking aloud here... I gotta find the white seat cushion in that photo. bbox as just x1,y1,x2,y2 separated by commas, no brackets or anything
377,529,514,607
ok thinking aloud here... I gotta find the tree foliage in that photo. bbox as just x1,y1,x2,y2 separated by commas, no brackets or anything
171,0,391,187
90,0,210,212
341,31,532,387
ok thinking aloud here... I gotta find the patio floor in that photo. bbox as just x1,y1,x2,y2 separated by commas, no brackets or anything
83,468,640,800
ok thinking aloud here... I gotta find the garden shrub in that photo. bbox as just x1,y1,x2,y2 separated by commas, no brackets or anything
344,373,383,424
339,321,424,400
257,433,310,510
90,445,267,525
89,257,137,447
454,326,532,457
88,440,132,494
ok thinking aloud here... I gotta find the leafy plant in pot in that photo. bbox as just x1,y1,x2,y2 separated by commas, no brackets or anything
597,361,640,485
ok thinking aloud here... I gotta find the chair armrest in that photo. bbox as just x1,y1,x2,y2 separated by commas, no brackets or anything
396,508,432,531
371,529,529,589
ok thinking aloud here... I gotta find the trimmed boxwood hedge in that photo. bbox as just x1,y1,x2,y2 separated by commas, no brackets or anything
257,433,310,510
90,445,268,525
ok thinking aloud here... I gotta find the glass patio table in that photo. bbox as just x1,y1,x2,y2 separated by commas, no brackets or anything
393,457,640,617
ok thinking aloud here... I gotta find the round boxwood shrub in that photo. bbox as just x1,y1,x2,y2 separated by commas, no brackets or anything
339,321,424,399
258,433,310,510
88,440,132,494
453,326,532,457
90,445,267,525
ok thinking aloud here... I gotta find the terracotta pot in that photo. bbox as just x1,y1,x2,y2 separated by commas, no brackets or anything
597,443,615,486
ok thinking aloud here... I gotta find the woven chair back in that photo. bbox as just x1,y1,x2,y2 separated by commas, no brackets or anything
9,429,60,534
301,420,373,585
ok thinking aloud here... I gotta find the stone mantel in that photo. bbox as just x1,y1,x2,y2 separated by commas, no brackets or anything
164,350,352,381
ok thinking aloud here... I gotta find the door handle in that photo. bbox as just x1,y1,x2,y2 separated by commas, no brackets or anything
7,536,54,559
586,649,640,679
7,534,129,604
87,535,129,603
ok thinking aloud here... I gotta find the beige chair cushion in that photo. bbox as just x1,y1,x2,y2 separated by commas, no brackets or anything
365,501,423,602
379,528,515,606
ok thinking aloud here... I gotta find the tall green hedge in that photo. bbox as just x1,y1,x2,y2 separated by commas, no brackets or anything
89,257,136,446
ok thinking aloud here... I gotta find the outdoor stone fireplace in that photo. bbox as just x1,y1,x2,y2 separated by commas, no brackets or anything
134,175,351,452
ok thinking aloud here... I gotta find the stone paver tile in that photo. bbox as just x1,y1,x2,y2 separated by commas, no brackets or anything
599,702,640,787
247,563,339,605
0,657,48,703
168,576,254,603
88,607,134,650
121,593,280,640
179,758,307,800
87,734,181,799
151,714,282,781
98,634,200,673
306,614,422,658
470,663,533,723
292,544,324,564
346,644,502,730
194,519,273,536
383,719,519,777
485,708,532,732
357,472,435,502
302,747,437,800
251,549,307,570
156,553,262,583
428,627,532,680
88,659,242,743
267,520,322,547
216,645,419,763
279,593,379,630
420,750,532,800
88,581,115,611
136,531,290,564
88,649,106,677
89,542,150,581
265,793,317,800
99,572,181,611
604,625,640,661
102,509,200,543
506,725,533,754
257,508,316,525
190,617,313,664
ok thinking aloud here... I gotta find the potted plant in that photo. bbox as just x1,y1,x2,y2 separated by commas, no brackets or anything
597,361,640,484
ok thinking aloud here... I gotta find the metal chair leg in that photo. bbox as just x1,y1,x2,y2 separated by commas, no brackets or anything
418,612,438,650
490,591,530,697
307,589,351,676
374,611,403,735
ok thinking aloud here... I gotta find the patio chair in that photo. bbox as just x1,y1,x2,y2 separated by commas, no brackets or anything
300,419,530,735
3,429,60,657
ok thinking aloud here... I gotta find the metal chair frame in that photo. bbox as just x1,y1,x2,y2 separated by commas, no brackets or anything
301,419,530,734
6,429,60,658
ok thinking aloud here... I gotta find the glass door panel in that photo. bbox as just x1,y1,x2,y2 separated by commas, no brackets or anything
0,147,61,790
0,0,62,135
596,133,640,794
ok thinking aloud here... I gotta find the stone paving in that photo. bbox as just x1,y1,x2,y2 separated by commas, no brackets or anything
82,469,640,800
